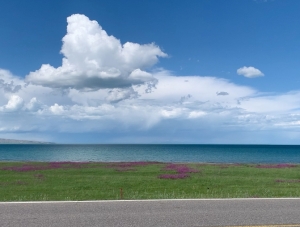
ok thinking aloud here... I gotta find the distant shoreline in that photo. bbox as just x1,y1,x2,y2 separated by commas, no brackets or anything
0,138,54,144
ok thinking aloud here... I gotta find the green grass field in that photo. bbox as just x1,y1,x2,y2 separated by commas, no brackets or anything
0,161,300,201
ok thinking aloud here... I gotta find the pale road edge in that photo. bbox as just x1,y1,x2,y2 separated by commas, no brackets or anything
1,198,300,204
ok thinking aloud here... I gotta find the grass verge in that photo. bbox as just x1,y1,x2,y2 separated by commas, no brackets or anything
0,162,300,201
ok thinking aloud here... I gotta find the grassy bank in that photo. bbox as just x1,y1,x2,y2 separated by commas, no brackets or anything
0,162,300,201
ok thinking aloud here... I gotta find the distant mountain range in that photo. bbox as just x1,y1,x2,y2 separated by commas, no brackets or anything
0,138,54,144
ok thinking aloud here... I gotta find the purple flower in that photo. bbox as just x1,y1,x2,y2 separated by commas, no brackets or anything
159,163,199,180
106,161,159,171
163,163,199,174
1,162,89,172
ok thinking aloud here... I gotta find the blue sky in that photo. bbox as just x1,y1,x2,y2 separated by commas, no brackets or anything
0,0,300,143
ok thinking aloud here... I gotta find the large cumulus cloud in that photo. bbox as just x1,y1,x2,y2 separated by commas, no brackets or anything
26,14,167,90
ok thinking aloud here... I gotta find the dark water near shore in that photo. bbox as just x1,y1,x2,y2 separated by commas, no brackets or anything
1,144,300,163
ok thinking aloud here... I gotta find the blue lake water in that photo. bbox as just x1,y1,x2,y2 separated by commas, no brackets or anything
1,144,300,163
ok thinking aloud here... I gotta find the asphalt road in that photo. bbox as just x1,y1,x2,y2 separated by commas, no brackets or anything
1,199,300,227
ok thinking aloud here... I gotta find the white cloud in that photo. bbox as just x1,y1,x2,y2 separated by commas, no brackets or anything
2,68,300,143
188,111,207,119
0,79,21,93
26,97,42,111
25,14,167,90
141,71,256,103
216,91,229,96
0,95,24,112
237,66,264,78
50,103,64,115
106,87,138,103
0,70,24,106
2,14,300,143
239,91,300,113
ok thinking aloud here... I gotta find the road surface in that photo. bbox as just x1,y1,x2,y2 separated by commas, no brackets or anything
1,198,300,227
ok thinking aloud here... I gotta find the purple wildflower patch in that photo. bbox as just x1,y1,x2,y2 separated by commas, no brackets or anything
163,163,199,174
159,163,199,180
106,162,159,171
1,162,89,172
2,164,48,172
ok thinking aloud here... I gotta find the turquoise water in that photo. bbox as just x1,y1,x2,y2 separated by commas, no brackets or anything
1,144,300,163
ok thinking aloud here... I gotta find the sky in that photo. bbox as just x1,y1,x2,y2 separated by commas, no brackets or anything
0,0,300,144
